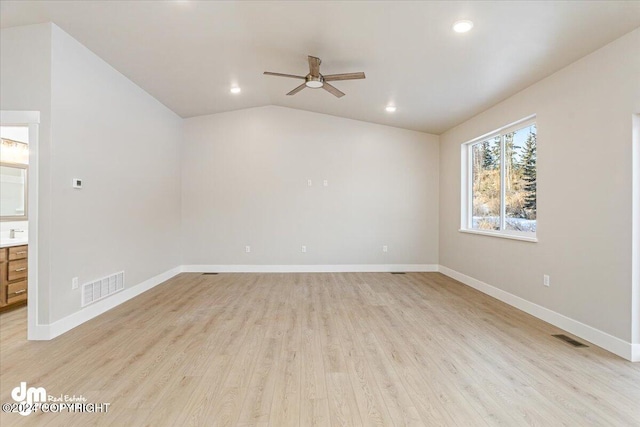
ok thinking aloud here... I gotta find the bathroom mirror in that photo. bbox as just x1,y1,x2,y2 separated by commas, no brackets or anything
0,163,28,220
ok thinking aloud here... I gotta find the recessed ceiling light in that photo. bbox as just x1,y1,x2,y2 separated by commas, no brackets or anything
385,105,397,113
230,86,241,94
453,20,474,33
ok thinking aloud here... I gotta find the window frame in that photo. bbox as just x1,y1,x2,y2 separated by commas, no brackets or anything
460,115,538,242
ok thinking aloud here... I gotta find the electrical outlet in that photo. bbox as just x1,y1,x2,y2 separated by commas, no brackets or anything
245,246,251,253
72,277,79,290
543,274,550,287
301,245,307,253
323,180,328,187
307,179,313,187
383,245,388,253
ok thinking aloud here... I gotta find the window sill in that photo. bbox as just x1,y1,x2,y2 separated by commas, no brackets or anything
458,228,538,243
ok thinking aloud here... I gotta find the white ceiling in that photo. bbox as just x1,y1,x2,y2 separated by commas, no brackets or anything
1,1,639,134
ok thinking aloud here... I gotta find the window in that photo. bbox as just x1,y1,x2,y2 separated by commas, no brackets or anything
461,116,537,241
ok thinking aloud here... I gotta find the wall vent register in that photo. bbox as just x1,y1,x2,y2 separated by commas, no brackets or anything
82,271,124,307
552,334,588,348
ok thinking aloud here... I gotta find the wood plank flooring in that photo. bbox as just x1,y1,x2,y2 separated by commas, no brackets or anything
1,272,639,426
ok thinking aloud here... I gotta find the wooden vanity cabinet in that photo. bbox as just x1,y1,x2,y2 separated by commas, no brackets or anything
0,245,28,311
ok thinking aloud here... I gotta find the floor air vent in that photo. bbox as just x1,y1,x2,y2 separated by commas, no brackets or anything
202,273,219,275
82,271,124,307
391,272,406,275
552,334,588,348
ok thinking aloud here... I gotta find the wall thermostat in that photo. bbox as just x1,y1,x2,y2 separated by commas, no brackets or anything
72,178,83,189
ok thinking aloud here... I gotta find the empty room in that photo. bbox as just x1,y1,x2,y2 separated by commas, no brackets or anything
0,1,639,426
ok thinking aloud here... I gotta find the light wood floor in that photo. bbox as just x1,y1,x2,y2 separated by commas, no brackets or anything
1,272,639,426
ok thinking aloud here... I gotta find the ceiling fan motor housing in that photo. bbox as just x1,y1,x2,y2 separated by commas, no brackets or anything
305,75,324,88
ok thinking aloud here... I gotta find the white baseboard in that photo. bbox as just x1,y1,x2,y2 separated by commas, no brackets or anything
182,264,439,273
42,266,182,340
32,264,436,340
33,263,636,363
438,265,637,362
28,324,51,340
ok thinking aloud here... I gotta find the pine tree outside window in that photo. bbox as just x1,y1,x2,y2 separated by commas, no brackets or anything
461,116,537,242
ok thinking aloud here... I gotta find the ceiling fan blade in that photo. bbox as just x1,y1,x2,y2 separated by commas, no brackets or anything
323,72,366,82
263,71,306,79
308,56,321,77
322,82,345,98
286,83,307,96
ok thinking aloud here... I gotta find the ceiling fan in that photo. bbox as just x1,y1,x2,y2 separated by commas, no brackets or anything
264,55,365,98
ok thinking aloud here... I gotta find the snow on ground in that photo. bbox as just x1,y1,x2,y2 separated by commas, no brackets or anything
472,216,536,232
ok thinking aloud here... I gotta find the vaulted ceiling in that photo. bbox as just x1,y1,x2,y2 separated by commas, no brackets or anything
1,1,639,134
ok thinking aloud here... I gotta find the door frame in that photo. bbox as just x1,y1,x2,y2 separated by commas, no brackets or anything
1,110,40,339
632,114,640,361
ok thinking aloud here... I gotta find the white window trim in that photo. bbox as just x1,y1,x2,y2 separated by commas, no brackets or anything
460,115,537,242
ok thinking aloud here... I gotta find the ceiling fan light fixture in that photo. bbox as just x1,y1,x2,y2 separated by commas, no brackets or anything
305,76,324,88
385,105,397,113
453,20,473,33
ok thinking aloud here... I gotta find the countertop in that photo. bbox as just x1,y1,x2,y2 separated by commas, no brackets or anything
0,239,28,248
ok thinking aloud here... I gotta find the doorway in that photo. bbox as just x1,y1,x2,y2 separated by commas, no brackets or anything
0,111,39,340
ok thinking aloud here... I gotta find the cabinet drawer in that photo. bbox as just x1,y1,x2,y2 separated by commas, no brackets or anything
7,280,27,304
8,259,27,281
0,248,6,262
8,246,28,261
7,280,27,296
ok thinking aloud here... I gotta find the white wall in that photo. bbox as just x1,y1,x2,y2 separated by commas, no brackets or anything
439,29,640,345
1,24,183,324
182,106,439,267
47,26,182,323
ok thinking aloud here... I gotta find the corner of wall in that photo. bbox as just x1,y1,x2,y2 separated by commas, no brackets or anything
632,113,640,347
438,265,637,362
